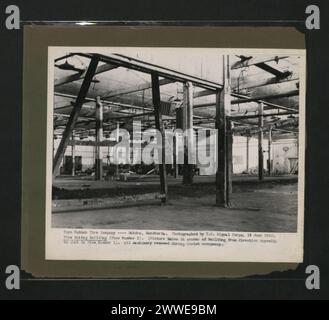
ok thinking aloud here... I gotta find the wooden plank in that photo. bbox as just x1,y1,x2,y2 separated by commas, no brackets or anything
53,56,100,178
151,73,168,204
55,63,117,87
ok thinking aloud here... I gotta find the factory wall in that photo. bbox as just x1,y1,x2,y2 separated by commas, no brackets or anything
53,136,298,176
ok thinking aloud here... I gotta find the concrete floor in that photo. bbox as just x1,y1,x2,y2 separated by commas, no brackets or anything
52,175,298,233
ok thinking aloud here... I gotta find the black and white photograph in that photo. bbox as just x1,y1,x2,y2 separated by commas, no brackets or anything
46,47,305,262
1,0,327,301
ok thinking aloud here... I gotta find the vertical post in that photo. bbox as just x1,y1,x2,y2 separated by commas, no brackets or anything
53,135,55,163
216,55,232,207
52,56,99,179
175,107,183,178
95,96,103,180
268,126,272,176
258,102,264,181
173,135,178,178
151,73,168,204
71,134,75,176
115,122,119,178
183,81,194,185
246,135,250,173
226,120,233,197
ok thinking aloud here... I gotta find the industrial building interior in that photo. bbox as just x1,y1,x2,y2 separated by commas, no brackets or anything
51,50,300,233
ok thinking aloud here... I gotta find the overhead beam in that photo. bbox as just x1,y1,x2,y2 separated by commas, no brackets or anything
232,55,289,69
55,63,117,87
229,111,298,120
231,89,299,105
54,111,154,124
194,93,298,113
254,63,291,78
55,53,77,63
67,139,117,147
75,53,222,91
54,92,154,112
233,55,292,79
232,92,298,112
102,78,172,99
234,117,298,136
193,89,214,98
194,102,216,109
272,128,298,134
232,76,298,91
53,56,100,178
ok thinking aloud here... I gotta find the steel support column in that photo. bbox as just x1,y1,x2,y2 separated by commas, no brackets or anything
246,135,250,173
151,73,168,204
268,126,272,176
71,134,75,176
216,55,232,207
183,81,194,185
95,96,103,180
258,102,264,181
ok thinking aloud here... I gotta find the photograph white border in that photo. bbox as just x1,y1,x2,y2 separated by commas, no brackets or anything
45,47,306,262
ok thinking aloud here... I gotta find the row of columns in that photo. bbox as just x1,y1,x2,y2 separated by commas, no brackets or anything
69,101,272,188
53,55,270,209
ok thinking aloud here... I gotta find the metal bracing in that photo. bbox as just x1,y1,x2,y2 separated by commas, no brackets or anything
53,56,100,178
